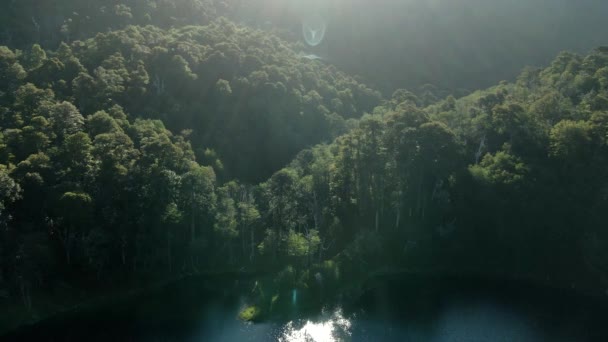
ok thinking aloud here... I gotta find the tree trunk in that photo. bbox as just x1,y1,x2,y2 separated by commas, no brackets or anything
60,226,72,265
229,242,234,265
190,201,196,243
375,209,379,232
65,247,71,265
19,278,32,312
422,190,427,219
313,191,320,231
375,173,384,232
241,225,246,261
305,225,311,267
395,209,401,230
121,236,126,266
190,253,198,273
416,167,425,218
318,243,323,263
167,230,172,273
250,227,255,262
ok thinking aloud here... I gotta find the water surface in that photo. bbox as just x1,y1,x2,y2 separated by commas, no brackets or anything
5,275,608,341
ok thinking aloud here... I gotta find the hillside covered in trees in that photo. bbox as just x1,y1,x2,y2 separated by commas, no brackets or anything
1,0,608,333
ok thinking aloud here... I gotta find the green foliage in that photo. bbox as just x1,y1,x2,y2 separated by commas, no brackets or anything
286,229,320,258
0,165,21,218
549,120,594,159
58,192,93,221
238,305,261,322
470,147,528,186
0,19,382,181
1,2,608,320
214,185,238,239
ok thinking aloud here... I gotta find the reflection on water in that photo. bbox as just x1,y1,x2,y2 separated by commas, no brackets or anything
272,300,551,341
279,308,352,342
431,301,540,342
5,275,608,341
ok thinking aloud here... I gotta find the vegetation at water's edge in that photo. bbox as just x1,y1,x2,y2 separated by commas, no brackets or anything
239,305,261,322
1,0,608,334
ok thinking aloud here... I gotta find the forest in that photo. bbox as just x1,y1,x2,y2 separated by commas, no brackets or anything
1,0,608,330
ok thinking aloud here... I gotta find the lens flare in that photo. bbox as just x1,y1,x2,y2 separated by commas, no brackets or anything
302,14,327,47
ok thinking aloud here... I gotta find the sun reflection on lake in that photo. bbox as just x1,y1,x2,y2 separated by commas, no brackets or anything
279,308,352,342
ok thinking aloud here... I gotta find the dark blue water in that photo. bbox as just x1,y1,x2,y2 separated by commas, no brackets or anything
4,275,608,341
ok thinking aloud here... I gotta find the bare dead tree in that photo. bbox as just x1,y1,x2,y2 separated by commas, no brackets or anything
475,134,486,164
153,74,166,95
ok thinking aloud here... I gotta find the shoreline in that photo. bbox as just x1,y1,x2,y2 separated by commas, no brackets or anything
0,270,259,337
2,265,606,336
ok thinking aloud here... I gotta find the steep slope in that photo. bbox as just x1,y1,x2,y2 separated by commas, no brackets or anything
0,0,224,48
251,47,608,297
0,16,382,329
2,21,381,182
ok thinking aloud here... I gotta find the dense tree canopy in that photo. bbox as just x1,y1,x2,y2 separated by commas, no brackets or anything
2,0,608,329
2,20,381,181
